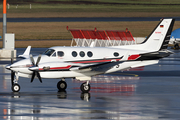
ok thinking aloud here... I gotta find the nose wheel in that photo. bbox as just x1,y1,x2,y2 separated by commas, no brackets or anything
12,83,20,92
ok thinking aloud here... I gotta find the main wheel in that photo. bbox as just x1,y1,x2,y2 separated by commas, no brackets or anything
174,44,179,50
80,82,91,93
12,84,20,92
57,81,67,91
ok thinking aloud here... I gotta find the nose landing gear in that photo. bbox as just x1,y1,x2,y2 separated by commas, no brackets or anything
12,83,20,92
11,72,20,92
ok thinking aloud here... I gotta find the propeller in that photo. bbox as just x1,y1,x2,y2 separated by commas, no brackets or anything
29,54,42,83
11,51,15,86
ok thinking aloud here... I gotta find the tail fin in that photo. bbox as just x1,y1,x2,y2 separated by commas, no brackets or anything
18,46,31,59
141,18,175,51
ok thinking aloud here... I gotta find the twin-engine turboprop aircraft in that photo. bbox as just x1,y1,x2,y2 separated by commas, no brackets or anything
6,18,175,93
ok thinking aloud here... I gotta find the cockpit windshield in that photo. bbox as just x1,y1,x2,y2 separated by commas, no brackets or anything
43,49,55,56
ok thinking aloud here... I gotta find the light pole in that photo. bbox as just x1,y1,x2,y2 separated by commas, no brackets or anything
3,0,7,48
1,0,16,59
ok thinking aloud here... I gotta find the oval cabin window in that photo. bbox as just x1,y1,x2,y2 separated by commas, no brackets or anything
114,52,119,57
80,51,85,57
87,51,93,57
72,51,77,57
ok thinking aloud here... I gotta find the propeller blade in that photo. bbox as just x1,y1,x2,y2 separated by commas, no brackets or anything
31,72,36,83
10,51,15,87
30,54,42,83
11,50,14,64
11,71,15,86
36,72,42,83
11,58,13,64
30,54,35,65
36,54,41,66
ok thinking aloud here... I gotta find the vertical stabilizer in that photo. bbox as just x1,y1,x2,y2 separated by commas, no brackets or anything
141,18,175,51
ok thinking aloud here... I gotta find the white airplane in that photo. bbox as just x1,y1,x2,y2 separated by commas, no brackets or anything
169,37,180,49
6,18,175,93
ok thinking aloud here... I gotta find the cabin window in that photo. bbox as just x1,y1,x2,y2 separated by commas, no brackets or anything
80,51,85,57
58,51,64,57
72,51,77,57
43,49,55,56
114,52,119,57
87,51,93,57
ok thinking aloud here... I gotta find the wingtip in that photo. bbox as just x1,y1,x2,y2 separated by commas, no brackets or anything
18,46,32,59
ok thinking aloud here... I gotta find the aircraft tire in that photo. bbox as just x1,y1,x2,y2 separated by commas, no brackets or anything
80,82,91,93
12,84,20,92
174,44,179,50
57,81,67,91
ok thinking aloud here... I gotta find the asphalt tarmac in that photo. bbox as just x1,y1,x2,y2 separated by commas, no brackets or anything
0,47,180,119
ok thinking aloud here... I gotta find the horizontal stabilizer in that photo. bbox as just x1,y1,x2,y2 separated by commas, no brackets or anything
130,60,159,68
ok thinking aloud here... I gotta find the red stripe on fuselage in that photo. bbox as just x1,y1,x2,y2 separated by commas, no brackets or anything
72,59,121,64
50,65,72,70
39,65,71,71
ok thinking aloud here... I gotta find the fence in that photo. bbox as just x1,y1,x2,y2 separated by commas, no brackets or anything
69,29,136,47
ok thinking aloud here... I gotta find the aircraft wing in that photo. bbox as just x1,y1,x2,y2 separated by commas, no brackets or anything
70,52,132,72
70,61,123,72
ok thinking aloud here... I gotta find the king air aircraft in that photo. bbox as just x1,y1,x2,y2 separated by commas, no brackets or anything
6,18,175,93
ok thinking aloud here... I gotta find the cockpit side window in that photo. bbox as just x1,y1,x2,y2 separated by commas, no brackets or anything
43,49,55,56
58,51,64,57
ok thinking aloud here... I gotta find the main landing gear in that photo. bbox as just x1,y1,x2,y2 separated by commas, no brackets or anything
80,81,91,93
57,79,91,93
174,43,179,50
57,79,67,91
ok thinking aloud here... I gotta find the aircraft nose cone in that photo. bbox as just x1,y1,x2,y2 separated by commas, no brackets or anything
5,65,11,70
